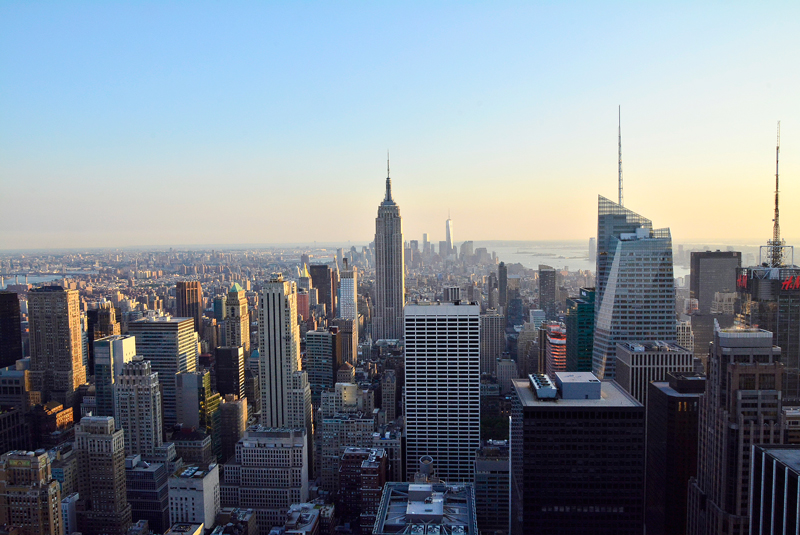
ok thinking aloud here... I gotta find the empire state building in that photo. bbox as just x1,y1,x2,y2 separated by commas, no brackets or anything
373,163,405,340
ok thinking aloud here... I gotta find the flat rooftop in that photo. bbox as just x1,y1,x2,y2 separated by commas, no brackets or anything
373,482,477,535
512,378,641,408
761,447,800,473
618,341,691,353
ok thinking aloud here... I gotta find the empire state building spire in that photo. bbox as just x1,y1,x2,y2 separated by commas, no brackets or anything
384,151,394,204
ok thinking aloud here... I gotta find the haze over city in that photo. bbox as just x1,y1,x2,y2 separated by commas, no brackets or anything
2,2,799,249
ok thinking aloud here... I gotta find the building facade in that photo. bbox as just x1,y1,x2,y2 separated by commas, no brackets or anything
615,341,694,407
510,372,645,535
115,357,163,457
28,286,86,409
405,302,480,483
565,287,595,372
593,197,676,379
687,326,785,535
128,316,198,428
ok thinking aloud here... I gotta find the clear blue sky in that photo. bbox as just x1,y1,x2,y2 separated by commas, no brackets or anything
1,2,798,249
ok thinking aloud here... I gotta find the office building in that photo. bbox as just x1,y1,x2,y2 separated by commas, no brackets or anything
565,287,595,372
0,450,63,535
62,492,79,535
74,416,132,535
690,251,741,313
646,372,705,535
176,281,203,334
93,334,136,418
475,442,509,535
215,346,245,399
499,262,508,310
309,264,336,319
510,372,645,535
538,265,557,319
750,445,800,535
338,447,387,531
593,197,676,380
372,481,478,535
373,168,405,341
339,261,358,321
318,383,377,492
738,261,800,402
176,371,222,461
219,395,247,463
225,283,250,356
126,454,170,534
0,291,23,369
544,323,567,378
28,286,86,409
259,276,307,428
168,463,220,528
615,341,694,407
115,357,163,457
128,316,198,428
405,302,480,483
480,310,505,375
220,426,308,534
496,359,518,395
381,369,397,421
687,326,785,535
332,318,357,365
213,295,226,322
677,320,695,354
305,326,341,404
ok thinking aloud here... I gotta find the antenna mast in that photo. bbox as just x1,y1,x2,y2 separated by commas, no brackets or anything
769,122,783,267
618,106,623,206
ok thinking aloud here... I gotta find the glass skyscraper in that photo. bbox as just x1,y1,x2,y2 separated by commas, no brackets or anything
593,196,676,379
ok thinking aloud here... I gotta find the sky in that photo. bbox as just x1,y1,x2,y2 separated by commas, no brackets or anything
1,1,799,250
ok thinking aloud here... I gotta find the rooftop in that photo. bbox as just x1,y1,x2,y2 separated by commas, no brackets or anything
513,377,641,408
618,341,692,353
373,482,477,535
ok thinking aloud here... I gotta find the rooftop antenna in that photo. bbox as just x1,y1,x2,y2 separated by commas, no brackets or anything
387,150,390,177
768,121,784,267
618,105,623,206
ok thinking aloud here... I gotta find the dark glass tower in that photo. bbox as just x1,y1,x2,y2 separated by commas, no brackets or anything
0,291,23,368
565,287,595,372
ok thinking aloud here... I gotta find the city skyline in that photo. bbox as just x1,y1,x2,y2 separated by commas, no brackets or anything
2,3,798,249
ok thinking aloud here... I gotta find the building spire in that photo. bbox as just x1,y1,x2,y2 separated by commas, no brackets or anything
618,105,623,206
768,121,783,267
384,151,393,202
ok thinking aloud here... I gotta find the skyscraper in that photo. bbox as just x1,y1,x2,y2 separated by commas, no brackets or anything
258,275,313,471
445,215,455,258
215,345,245,399
115,357,163,457
176,370,222,461
220,427,309,532
75,416,132,535
687,325,784,535
305,327,341,405
338,261,358,321
176,281,204,333
565,287,595,372
593,196,676,379
128,316,198,428
510,372,645,535
28,286,86,410
309,264,336,319
93,334,136,418
0,450,63,535
405,302,480,483
690,251,741,313
373,165,405,340
480,310,505,375
0,291,23,368
225,282,250,356
498,262,508,310
538,265,557,319
646,372,705,535
615,341,694,407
